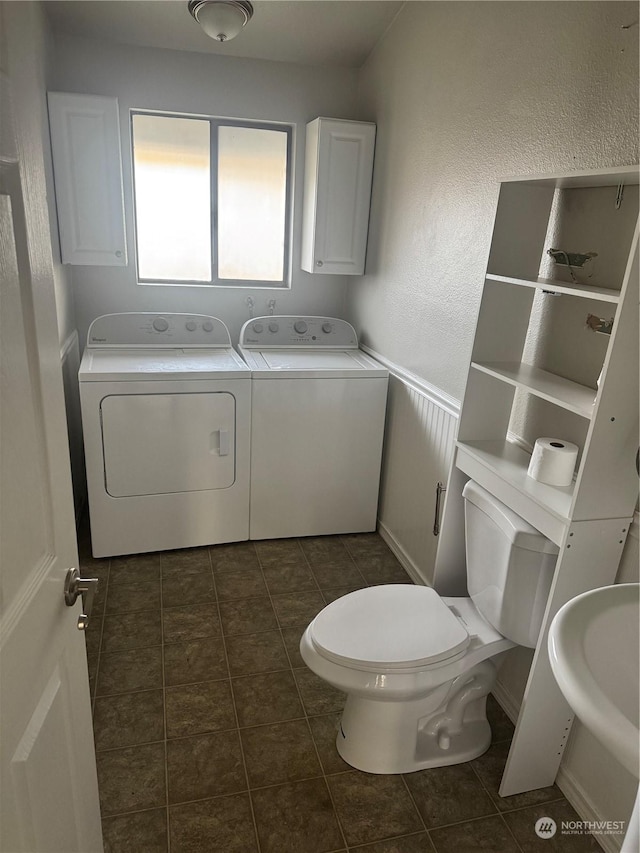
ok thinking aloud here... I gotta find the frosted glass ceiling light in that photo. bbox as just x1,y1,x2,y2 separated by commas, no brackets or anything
188,0,254,42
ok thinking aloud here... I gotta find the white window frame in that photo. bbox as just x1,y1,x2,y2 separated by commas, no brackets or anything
130,110,294,288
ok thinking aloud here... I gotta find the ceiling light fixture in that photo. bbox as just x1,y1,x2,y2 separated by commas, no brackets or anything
188,0,254,43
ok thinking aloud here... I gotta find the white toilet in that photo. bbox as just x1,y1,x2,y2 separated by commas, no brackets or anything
300,480,558,774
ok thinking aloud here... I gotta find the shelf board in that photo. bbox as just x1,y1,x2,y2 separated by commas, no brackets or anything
471,362,597,418
456,439,574,525
500,165,639,189
486,273,621,303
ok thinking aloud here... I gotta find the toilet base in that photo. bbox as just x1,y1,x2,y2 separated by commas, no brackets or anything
335,660,496,774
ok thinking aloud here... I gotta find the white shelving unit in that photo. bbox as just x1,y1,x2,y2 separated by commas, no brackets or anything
433,165,639,796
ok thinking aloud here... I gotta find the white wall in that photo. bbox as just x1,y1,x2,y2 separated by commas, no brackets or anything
347,0,639,401
48,33,360,347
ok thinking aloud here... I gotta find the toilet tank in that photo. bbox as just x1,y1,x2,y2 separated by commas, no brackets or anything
462,480,558,648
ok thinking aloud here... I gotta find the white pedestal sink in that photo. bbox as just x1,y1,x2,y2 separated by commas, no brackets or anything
548,583,639,851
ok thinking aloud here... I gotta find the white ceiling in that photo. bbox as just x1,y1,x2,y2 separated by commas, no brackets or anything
44,1,404,68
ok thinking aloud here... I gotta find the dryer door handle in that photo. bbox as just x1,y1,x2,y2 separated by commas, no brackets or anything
217,429,230,457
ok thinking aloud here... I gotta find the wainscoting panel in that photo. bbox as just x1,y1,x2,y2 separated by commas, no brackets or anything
363,348,458,586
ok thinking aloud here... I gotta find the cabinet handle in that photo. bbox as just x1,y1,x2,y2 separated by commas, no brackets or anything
316,260,323,267
115,250,123,258
433,481,446,536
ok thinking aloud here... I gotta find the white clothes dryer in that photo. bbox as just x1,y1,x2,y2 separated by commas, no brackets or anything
79,313,250,557
238,316,388,540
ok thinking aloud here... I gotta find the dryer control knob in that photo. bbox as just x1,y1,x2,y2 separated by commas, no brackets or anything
322,323,333,334
294,320,308,334
269,323,279,333
202,321,214,332
153,317,169,332
253,322,264,333
185,321,197,332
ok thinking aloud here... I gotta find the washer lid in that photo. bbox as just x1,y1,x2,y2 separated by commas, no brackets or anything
238,347,388,379
310,585,470,671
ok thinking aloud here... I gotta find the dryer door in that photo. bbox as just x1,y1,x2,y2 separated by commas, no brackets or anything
101,392,235,496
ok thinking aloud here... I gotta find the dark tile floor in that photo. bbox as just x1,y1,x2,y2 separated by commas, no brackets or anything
80,529,601,853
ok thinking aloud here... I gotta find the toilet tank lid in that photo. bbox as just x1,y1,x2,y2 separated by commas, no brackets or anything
462,480,559,555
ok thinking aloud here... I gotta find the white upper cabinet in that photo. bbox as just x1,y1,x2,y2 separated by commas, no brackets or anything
47,92,127,266
301,118,375,276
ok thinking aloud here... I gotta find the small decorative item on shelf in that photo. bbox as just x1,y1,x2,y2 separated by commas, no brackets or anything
547,248,598,282
585,313,614,335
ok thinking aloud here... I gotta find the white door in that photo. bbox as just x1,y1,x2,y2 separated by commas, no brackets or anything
0,31,103,853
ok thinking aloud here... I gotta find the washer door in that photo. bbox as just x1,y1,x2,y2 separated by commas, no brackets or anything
101,393,235,497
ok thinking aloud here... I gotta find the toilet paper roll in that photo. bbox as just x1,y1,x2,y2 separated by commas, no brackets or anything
527,438,579,487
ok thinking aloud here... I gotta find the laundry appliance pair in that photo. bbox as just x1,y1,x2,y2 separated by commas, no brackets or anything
79,313,388,557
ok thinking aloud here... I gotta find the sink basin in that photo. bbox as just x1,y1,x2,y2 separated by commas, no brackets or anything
548,583,639,778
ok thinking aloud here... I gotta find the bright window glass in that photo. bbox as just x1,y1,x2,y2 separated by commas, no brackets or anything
131,112,291,286
217,125,288,281
132,114,211,282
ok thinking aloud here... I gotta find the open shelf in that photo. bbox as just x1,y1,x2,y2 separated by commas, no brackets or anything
486,273,621,303
471,362,597,418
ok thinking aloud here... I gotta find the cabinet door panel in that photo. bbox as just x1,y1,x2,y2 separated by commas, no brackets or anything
48,92,127,266
302,119,375,276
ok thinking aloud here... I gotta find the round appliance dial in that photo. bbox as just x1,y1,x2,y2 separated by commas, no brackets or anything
322,322,333,334
185,320,197,332
294,320,308,334
268,322,279,333
152,317,169,332
253,322,264,333
202,320,214,332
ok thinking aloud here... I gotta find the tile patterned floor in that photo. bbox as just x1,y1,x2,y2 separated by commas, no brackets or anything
80,529,601,853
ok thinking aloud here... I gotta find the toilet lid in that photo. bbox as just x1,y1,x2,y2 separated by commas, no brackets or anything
310,585,470,671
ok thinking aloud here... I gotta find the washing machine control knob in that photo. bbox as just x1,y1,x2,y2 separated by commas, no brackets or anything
269,323,279,333
321,322,333,334
294,320,308,335
253,322,264,333
202,321,214,332
185,321,197,332
153,317,169,332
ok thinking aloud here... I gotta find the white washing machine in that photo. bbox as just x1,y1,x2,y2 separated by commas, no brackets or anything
79,313,251,557
238,316,388,540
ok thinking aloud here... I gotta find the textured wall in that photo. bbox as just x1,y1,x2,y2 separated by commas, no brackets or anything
49,34,359,348
348,1,639,401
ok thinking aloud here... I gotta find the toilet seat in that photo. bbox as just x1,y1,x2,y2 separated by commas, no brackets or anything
309,585,470,672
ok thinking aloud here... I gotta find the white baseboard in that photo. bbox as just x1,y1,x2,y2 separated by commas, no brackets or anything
555,765,623,853
377,519,429,587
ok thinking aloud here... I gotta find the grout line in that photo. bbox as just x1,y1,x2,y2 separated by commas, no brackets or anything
213,541,263,853
251,539,351,852
399,774,430,835
497,811,526,853
271,539,351,853
89,558,110,718
158,554,170,853
347,829,434,851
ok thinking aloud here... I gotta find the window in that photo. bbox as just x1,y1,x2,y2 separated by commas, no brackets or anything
131,112,292,287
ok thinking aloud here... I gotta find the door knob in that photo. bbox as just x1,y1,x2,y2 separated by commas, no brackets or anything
64,568,99,630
